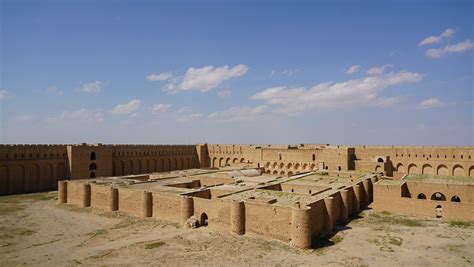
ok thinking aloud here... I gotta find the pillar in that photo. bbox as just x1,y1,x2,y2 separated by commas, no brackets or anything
180,196,194,225
82,183,91,207
340,190,350,223
362,179,370,206
142,191,152,217
353,184,361,213
230,200,245,235
323,197,334,233
58,181,67,204
109,187,118,211
291,206,312,249
369,176,377,203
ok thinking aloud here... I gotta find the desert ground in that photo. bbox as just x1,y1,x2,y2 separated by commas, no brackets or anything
0,192,472,266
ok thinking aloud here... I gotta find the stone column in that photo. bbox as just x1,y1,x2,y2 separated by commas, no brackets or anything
109,187,118,211
58,181,68,204
230,200,245,235
291,206,312,249
82,183,91,207
142,191,152,217
180,196,194,225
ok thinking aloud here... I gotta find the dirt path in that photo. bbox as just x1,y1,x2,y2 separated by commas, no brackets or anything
0,192,472,266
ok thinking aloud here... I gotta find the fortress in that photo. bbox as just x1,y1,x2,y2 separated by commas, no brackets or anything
1,143,473,248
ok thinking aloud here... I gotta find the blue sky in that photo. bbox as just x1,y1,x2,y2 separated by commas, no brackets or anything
1,0,473,145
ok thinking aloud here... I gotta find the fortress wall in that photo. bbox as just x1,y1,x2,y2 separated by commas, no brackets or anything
197,176,235,187
151,193,182,223
307,200,325,237
243,201,292,242
280,184,329,195
405,182,474,203
117,187,145,217
193,198,232,232
66,181,87,206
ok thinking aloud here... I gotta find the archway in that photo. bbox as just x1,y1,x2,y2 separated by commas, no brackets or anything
431,192,446,201
422,164,433,175
407,164,418,174
435,205,443,218
233,158,239,164
219,158,224,167
470,166,474,177
212,158,217,168
200,213,208,226
452,165,464,176
437,165,448,176
288,171,294,176
417,193,426,200
377,158,384,163
90,151,96,160
451,196,461,203
396,163,405,173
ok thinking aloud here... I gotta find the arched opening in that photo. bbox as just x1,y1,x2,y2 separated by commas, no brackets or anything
325,166,328,170
200,213,208,226
89,163,97,171
288,171,294,176
451,196,461,203
309,190,312,194
90,151,96,161
90,172,96,178
291,189,294,193
338,166,341,171
435,205,443,218
377,158,384,163
431,192,446,201
417,193,426,200
312,154,315,161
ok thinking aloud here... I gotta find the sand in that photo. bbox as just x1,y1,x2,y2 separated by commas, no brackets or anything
0,192,472,266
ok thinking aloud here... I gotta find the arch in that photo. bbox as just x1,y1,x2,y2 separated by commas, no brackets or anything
212,158,218,167
89,163,97,171
452,165,464,176
233,158,239,164
226,158,231,166
375,165,382,172
200,213,208,226
310,164,316,170
41,163,53,191
288,171,294,176
90,151,96,160
437,165,448,176
407,164,418,174
240,158,245,163
422,164,433,175
431,192,446,201
272,162,278,168
338,166,342,171
265,162,271,168
396,163,405,173
451,195,461,203
280,171,286,175
279,163,284,169
417,193,426,200
266,170,271,174
470,166,474,177
219,158,224,167
272,170,278,175
294,163,300,170
377,158,384,163
0,166,9,195
26,164,40,193
302,163,308,171
287,163,292,169
90,172,96,178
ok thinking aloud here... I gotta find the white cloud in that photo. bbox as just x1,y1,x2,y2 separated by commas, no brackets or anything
270,69,299,77
45,85,64,95
14,114,34,122
374,96,402,108
175,107,203,122
147,72,173,81
346,65,361,75
418,28,455,46
251,70,423,113
78,81,103,93
46,109,103,123
419,98,444,109
425,40,474,58
0,90,8,100
366,64,393,75
163,64,248,94
217,90,232,98
208,105,269,122
152,104,172,114
110,99,142,115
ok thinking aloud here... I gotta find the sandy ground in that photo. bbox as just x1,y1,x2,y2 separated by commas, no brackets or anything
0,192,472,266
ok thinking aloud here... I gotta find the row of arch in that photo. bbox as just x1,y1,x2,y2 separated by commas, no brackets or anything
396,163,474,177
264,170,296,176
113,157,198,176
211,157,246,168
416,192,461,203
0,162,68,195
264,162,318,171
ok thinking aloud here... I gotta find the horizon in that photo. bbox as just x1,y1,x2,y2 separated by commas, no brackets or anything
1,0,473,146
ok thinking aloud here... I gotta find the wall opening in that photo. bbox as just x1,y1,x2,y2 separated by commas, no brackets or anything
338,166,341,171
200,213,208,226
90,172,96,178
90,151,96,161
451,196,461,203
417,193,426,200
89,163,97,170
431,192,446,201
435,205,443,218
377,158,384,163
312,154,315,161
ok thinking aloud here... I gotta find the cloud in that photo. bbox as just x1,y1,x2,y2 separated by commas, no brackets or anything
13,114,35,122
78,81,103,93
366,64,393,75
418,28,455,46
152,104,171,114
208,105,269,122
270,69,299,77
217,90,232,98
346,65,361,75
163,64,248,94
45,85,64,95
0,90,8,100
374,96,402,108
147,72,173,81
46,109,103,123
251,70,423,114
110,99,142,115
425,40,474,58
418,98,444,109
174,107,203,122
